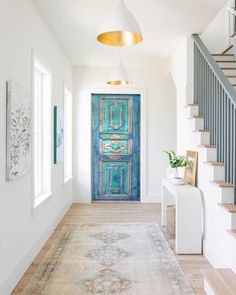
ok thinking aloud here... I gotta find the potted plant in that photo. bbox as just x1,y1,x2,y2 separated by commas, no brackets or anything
164,150,187,184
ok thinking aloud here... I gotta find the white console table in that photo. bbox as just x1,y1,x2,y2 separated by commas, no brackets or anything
162,178,202,254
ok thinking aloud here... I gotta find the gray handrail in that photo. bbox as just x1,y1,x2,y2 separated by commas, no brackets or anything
192,34,236,107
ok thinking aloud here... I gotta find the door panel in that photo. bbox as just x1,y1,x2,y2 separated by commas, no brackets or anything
92,94,140,201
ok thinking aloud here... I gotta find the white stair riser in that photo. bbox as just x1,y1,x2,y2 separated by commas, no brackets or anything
222,69,236,75
198,148,217,162
207,166,225,181
190,118,204,130
217,61,236,68
221,188,235,204
204,279,215,295
213,55,235,61
194,132,210,145
226,76,236,83
186,105,199,117
230,214,236,230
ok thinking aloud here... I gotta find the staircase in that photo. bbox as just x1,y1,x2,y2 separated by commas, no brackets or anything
204,268,236,295
186,31,236,294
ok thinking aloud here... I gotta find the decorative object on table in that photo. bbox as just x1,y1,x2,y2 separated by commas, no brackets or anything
184,151,198,186
6,81,31,181
166,205,176,238
97,0,143,47
54,106,64,164
164,150,187,184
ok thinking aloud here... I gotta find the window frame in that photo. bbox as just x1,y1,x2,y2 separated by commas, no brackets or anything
32,57,52,209
63,87,73,184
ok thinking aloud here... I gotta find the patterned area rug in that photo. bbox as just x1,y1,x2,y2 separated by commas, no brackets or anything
21,224,194,295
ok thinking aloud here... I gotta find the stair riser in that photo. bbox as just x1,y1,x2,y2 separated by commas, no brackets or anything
222,69,236,75
199,148,217,162
204,279,215,295
207,166,225,181
213,55,235,61
221,188,235,204
190,118,204,130
230,214,236,230
227,77,236,84
217,61,236,68
194,132,210,145
185,106,199,117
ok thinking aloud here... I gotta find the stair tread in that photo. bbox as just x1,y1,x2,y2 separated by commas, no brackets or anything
212,54,234,56
216,60,236,63
218,203,236,213
231,32,236,38
204,269,235,295
188,115,204,119
227,230,236,239
205,161,224,166
226,75,236,77
221,67,236,70
221,44,233,54
212,181,233,188
184,103,199,107
198,144,216,148
217,269,236,294
193,129,209,132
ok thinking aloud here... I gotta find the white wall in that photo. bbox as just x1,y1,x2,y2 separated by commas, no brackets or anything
73,66,177,203
0,1,73,294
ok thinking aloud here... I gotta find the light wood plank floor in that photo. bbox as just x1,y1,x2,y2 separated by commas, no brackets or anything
12,203,213,295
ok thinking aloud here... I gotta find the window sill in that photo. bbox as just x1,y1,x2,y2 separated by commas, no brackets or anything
64,176,73,185
33,192,52,210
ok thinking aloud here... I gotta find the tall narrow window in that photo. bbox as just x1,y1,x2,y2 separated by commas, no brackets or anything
64,88,72,182
34,59,51,206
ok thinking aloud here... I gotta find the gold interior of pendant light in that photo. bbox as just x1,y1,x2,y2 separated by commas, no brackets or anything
97,0,143,47
107,79,133,85
106,49,133,85
97,31,143,47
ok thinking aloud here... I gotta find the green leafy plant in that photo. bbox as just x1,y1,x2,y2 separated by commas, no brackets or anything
164,150,187,168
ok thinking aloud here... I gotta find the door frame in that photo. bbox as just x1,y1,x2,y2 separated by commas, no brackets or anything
85,87,147,202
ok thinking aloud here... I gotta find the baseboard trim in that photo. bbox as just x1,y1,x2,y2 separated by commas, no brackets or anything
73,194,161,204
0,197,72,295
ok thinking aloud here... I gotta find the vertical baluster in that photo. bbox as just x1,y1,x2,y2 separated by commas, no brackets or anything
213,75,216,145
227,98,230,183
234,108,236,205
217,83,220,161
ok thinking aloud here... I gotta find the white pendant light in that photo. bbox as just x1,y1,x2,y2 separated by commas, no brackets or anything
107,50,133,85
97,0,143,47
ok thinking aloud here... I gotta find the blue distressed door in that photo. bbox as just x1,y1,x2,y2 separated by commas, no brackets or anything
92,94,140,201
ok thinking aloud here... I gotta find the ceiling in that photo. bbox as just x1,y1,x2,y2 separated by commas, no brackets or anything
34,0,227,68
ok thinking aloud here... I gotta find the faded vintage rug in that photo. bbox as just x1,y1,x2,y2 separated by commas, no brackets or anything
21,224,194,295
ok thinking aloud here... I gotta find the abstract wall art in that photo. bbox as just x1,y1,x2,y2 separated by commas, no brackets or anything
54,106,64,164
6,81,31,181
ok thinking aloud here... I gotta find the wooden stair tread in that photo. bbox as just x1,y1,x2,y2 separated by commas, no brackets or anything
193,129,209,132
198,144,216,148
212,54,234,57
218,203,236,213
212,181,233,188
184,103,198,107
227,230,236,239
188,115,204,119
216,60,236,63
205,161,224,167
226,75,236,77
222,44,233,54
217,269,236,294
231,32,236,38
221,67,236,70
203,269,235,295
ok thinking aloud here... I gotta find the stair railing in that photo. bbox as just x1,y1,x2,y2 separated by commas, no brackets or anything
192,34,236,204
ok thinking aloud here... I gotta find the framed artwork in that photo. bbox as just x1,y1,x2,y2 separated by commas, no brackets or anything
184,151,198,186
54,106,64,164
6,81,31,181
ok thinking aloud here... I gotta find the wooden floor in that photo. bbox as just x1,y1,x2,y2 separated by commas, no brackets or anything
12,202,213,295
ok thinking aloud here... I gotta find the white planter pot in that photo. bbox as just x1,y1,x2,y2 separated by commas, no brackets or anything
166,167,178,179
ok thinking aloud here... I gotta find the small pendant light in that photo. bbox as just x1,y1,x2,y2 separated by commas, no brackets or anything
97,0,143,47
107,49,133,85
